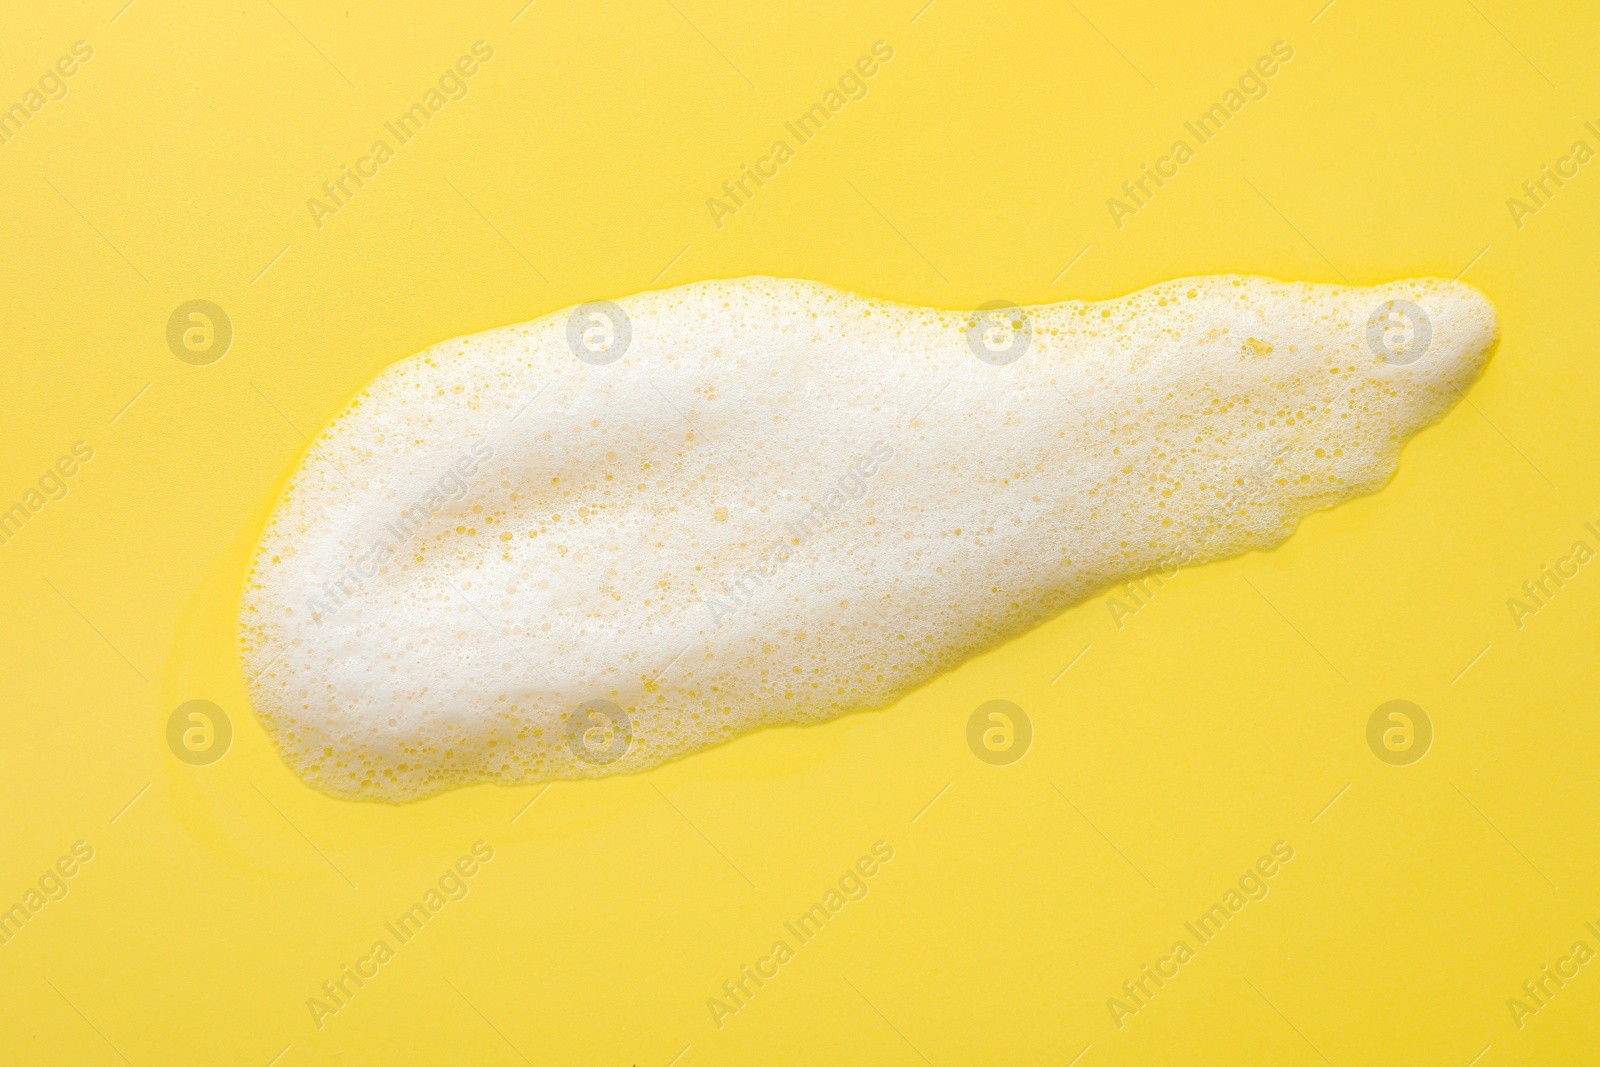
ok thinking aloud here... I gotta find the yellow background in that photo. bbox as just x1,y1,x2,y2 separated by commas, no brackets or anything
2,0,1597,1063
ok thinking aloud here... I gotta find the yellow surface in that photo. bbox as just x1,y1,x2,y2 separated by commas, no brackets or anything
2,0,1597,1063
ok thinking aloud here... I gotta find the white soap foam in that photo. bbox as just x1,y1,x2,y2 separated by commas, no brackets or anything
240,275,1496,801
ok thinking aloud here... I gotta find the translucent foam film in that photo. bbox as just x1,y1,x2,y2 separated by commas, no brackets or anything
240,276,1497,801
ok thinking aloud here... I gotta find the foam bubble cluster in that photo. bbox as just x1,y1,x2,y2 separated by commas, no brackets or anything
240,275,1497,801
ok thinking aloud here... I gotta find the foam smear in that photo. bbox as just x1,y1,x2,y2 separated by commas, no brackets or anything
240,275,1497,801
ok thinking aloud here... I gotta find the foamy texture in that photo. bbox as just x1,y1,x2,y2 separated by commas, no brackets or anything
240,276,1496,801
